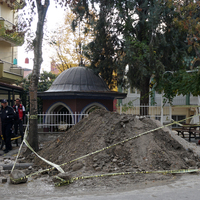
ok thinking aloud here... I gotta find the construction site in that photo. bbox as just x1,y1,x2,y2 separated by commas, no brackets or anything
1,109,200,199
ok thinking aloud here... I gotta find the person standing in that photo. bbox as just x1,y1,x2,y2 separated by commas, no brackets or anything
0,99,15,153
13,98,26,142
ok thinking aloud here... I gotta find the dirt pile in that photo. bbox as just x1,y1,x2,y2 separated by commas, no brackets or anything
34,109,200,187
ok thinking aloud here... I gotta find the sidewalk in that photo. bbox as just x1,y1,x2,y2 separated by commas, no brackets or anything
0,145,20,157
0,143,33,183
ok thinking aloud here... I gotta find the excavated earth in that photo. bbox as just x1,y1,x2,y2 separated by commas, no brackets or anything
30,109,200,190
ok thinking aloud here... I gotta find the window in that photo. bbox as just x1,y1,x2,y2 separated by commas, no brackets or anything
172,115,186,127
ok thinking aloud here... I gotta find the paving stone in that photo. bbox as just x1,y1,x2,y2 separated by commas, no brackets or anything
10,170,28,184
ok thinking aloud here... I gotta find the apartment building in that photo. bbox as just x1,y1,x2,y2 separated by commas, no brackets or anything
0,0,25,105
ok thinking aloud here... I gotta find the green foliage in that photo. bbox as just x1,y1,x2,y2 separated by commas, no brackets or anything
16,71,57,112
119,0,190,105
70,0,122,89
0,25,24,45
173,0,200,59
50,10,93,71
37,71,57,92
155,69,200,104
121,101,134,112
70,0,199,105
153,0,200,103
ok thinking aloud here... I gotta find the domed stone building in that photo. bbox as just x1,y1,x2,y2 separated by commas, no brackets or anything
38,66,126,128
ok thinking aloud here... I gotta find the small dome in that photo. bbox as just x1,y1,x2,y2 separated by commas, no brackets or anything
47,66,110,92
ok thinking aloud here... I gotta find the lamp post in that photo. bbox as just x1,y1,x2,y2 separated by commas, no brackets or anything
161,71,174,126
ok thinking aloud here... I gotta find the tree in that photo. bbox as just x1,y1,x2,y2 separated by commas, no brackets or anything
18,0,69,152
84,2,119,89
71,1,124,90
72,0,191,109
173,0,200,63
120,1,192,107
154,0,200,102
17,71,57,113
50,9,94,72
26,0,49,152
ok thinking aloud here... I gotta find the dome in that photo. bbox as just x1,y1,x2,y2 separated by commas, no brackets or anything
46,66,110,92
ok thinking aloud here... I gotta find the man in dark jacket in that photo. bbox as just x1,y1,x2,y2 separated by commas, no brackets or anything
0,99,15,153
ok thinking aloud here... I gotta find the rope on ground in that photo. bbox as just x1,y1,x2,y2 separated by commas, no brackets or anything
11,115,64,177
11,123,29,173
55,168,200,187
58,114,200,168
23,138,64,173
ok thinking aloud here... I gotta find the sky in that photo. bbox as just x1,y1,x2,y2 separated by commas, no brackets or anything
17,2,66,72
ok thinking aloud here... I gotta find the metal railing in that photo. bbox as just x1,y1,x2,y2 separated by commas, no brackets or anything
0,17,15,30
0,0,25,9
0,17,24,46
0,59,23,76
119,103,172,125
24,112,89,133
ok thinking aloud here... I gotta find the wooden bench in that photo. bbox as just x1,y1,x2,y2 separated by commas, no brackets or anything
175,124,191,138
175,124,200,142
188,125,200,142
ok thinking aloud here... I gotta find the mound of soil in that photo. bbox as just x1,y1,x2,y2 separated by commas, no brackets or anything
33,109,200,188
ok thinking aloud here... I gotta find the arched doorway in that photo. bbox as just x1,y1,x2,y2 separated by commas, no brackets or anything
79,102,107,121
44,102,74,132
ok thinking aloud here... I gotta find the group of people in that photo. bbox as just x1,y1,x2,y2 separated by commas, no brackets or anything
0,98,25,153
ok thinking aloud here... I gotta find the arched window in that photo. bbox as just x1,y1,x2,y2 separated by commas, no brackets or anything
44,102,74,128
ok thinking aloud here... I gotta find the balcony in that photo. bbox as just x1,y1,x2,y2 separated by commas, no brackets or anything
13,0,26,9
0,60,24,84
0,0,26,10
0,17,24,46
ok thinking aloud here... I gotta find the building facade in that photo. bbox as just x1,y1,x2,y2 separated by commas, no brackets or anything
121,87,200,125
0,0,25,105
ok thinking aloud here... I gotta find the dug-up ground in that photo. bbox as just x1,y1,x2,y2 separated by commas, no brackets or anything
22,109,200,190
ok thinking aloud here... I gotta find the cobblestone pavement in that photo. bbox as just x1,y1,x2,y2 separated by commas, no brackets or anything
0,173,200,200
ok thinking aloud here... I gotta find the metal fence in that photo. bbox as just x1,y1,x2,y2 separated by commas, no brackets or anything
119,103,172,125
22,105,199,133
23,106,171,133
0,17,15,30
24,112,88,133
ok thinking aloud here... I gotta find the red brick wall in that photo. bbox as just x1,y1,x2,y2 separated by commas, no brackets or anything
42,98,113,113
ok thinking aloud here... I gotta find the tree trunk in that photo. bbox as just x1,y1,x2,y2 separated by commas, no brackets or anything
140,77,150,116
28,0,49,152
